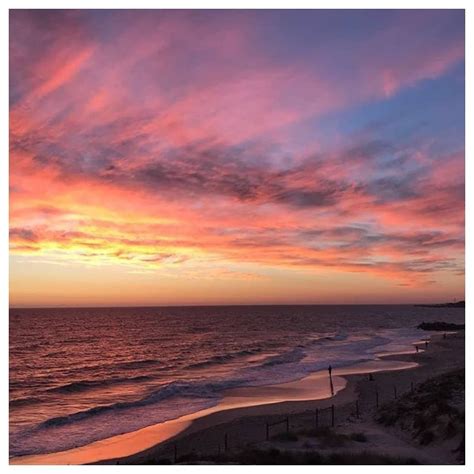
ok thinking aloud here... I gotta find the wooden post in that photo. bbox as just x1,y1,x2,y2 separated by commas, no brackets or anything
394,385,397,399
265,422,269,441
376,390,379,408
286,416,289,433
356,399,359,418
173,444,177,463
315,408,319,428
331,404,335,427
224,433,228,452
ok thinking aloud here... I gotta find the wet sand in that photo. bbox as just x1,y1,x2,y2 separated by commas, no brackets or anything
11,333,462,465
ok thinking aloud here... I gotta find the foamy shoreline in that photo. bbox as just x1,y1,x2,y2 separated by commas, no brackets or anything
11,333,450,465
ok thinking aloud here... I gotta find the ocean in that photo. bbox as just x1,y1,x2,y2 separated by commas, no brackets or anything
9,304,464,458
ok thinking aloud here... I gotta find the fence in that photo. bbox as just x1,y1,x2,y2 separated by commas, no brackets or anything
265,416,290,440
139,338,445,464
147,376,423,464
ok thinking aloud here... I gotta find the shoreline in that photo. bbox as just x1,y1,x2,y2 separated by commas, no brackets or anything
10,333,462,465
100,356,421,465
9,336,436,464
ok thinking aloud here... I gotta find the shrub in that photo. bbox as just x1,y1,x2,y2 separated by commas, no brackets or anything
271,432,299,442
350,432,368,443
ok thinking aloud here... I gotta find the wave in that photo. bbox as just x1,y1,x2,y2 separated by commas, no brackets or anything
46,357,164,377
326,333,348,342
193,335,350,374
37,378,243,429
42,349,69,358
111,358,161,370
184,338,341,372
185,348,262,370
10,396,43,408
33,335,390,431
260,346,305,367
45,374,153,394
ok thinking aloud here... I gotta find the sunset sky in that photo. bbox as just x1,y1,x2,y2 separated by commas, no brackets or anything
9,10,465,307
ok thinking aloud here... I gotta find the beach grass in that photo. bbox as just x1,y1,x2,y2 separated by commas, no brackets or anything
154,448,419,465
376,368,464,461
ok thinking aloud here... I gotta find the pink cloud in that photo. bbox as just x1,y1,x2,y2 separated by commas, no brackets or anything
9,10,464,295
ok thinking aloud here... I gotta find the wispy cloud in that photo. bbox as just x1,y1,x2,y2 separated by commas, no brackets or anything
9,10,465,303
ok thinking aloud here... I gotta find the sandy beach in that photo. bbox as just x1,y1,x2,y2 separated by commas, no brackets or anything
11,331,464,465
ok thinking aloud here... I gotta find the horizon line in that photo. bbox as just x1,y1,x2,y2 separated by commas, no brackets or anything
9,300,465,310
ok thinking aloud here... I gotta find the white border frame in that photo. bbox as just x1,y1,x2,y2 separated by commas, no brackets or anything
3,2,470,472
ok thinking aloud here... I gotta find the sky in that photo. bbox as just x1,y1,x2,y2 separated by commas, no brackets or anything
9,10,465,307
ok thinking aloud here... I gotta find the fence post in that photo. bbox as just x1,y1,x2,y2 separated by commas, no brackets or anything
224,433,228,452
286,416,289,434
331,404,335,427
376,389,379,408
265,422,269,441
315,408,319,428
356,399,360,418
173,444,177,463
393,385,397,399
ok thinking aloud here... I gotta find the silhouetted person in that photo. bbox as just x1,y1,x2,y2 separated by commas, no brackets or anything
425,341,429,349
443,333,447,339
368,373,374,381
415,345,419,353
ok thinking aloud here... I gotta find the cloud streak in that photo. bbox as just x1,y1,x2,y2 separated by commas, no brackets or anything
9,10,465,303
